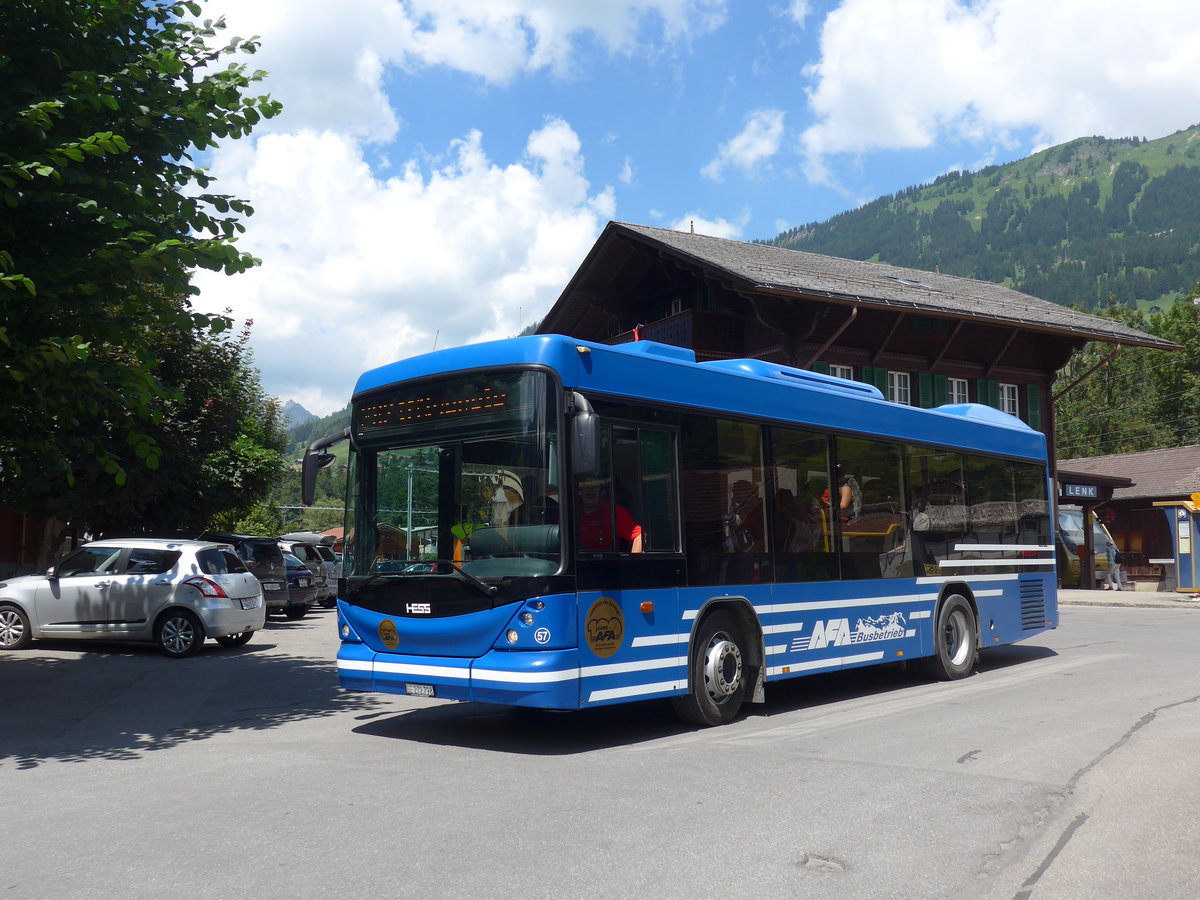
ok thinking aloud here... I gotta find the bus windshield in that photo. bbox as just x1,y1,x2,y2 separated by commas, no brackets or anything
348,370,560,580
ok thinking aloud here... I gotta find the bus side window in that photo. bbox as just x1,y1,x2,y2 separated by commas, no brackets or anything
609,424,679,553
768,426,836,583
637,429,678,552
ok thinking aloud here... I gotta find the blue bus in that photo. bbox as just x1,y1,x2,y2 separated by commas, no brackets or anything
304,334,1057,726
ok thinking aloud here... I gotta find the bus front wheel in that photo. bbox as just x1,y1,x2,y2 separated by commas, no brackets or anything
922,594,978,680
672,610,748,726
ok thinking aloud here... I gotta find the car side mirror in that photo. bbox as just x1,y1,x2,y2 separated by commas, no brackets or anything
45,566,58,580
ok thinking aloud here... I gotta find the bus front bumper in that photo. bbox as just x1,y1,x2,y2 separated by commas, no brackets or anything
337,643,583,709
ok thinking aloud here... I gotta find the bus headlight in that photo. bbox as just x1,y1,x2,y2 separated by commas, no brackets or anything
520,612,535,626
506,629,519,644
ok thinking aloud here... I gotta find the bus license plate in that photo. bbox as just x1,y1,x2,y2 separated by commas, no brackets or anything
405,683,435,697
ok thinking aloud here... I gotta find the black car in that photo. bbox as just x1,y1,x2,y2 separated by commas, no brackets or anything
199,532,307,619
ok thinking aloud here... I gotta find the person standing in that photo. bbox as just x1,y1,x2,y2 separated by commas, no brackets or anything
1104,539,1123,590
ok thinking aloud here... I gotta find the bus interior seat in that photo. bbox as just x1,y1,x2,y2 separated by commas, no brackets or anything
469,524,560,557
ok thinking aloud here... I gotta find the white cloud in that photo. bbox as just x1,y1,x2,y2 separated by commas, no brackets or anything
667,212,746,239
211,1,728,138
702,108,786,181
785,1,814,27
185,0,735,414
192,120,612,415
801,0,1200,182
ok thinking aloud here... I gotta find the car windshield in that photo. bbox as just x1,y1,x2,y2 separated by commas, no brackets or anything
1058,508,1108,553
347,370,559,580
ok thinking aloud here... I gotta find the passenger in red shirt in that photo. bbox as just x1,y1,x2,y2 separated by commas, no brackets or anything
577,482,643,553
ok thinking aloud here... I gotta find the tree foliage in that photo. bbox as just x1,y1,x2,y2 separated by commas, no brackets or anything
1054,290,1200,460
0,0,281,494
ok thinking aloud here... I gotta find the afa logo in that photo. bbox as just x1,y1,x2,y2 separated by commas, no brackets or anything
791,612,910,652
584,596,624,658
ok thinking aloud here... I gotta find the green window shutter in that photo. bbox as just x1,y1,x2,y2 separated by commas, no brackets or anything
1026,384,1042,430
918,372,933,408
812,361,829,375
863,365,888,394
933,374,948,407
976,378,1000,409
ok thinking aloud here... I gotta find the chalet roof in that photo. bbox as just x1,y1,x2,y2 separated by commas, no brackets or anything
543,222,1178,351
1058,446,1200,500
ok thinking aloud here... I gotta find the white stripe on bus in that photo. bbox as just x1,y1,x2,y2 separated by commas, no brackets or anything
767,651,886,676
632,633,690,647
954,543,1053,552
936,558,1056,568
587,679,685,703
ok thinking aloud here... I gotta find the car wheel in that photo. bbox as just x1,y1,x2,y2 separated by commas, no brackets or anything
215,632,254,648
284,604,308,620
0,604,32,650
155,609,204,658
671,610,748,727
319,599,337,609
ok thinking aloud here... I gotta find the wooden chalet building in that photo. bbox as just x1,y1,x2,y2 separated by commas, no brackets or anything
539,221,1177,472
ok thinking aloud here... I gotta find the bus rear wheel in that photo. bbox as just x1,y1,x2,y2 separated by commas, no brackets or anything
922,594,977,680
672,610,748,726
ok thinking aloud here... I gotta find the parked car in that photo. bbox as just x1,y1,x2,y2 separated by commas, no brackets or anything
280,532,341,606
0,538,264,657
281,552,314,618
201,532,306,619
278,538,332,607
314,543,341,582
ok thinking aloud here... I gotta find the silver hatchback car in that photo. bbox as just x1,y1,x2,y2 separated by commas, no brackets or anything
0,538,265,657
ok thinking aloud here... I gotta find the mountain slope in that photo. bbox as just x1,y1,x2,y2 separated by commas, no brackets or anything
770,124,1200,311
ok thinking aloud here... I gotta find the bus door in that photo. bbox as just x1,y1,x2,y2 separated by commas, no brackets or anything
574,422,685,701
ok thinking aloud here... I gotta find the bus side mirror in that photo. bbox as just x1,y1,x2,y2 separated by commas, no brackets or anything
569,392,599,476
301,427,350,506
301,451,336,506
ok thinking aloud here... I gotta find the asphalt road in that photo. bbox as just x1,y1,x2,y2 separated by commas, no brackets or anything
3,602,1199,899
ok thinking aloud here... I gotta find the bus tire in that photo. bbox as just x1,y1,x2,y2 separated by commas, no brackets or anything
671,610,748,726
922,594,977,680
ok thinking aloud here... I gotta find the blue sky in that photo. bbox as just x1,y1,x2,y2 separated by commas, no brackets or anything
190,0,1200,415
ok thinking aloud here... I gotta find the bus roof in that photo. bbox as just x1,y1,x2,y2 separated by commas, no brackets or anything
353,334,1047,462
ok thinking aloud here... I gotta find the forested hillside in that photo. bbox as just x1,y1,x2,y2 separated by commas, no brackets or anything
287,405,351,457
771,125,1200,311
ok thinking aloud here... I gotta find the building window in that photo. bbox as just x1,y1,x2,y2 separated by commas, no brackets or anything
999,383,1019,416
948,377,969,405
888,371,911,405
829,364,854,381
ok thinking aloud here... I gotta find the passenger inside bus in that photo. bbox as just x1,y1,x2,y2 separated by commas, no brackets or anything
577,480,643,553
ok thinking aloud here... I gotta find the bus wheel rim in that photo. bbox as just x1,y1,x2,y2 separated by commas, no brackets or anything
703,632,742,700
945,610,970,665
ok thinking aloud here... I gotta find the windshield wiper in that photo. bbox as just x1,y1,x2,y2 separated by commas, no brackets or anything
427,559,499,597
355,562,498,598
